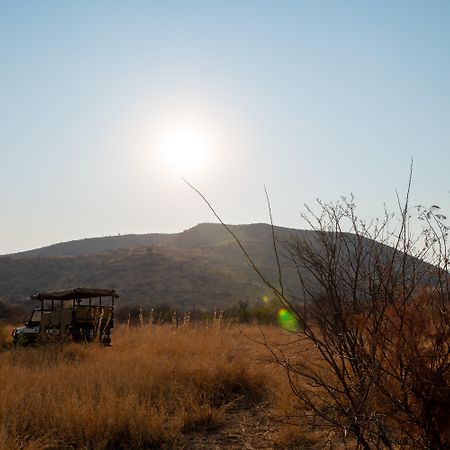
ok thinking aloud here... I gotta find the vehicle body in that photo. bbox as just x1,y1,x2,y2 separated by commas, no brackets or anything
12,288,118,346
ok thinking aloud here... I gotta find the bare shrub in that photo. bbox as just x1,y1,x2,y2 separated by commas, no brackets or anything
187,175,450,448
254,194,449,448
264,188,450,449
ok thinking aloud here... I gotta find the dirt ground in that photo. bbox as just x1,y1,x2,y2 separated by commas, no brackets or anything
179,400,278,449
179,397,315,450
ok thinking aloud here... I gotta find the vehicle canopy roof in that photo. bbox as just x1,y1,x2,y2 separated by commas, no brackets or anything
30,288,119,301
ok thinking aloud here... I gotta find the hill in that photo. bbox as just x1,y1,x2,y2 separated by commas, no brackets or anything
0,223,304,310
10,233,174,258
0,223,432,312
9,223,296,257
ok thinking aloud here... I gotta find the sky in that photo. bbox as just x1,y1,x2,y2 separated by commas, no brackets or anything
1,1,449,254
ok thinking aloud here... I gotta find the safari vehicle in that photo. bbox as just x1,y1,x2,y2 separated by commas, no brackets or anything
12,288,118,346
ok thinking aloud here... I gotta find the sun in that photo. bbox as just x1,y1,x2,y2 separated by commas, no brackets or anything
157,123,211,174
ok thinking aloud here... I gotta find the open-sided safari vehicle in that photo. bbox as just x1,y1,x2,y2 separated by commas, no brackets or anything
12,288,118,346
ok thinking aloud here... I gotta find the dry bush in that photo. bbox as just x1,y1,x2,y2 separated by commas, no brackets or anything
188,175,450,448
0,324,278,450
264,194,450,449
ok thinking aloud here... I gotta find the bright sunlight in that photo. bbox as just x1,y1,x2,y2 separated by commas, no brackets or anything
157,123,211,174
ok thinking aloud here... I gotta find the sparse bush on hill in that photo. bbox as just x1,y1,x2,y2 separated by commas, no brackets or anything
0,225,295,310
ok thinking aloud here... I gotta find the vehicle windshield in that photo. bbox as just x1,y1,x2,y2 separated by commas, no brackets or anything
28,310,42,325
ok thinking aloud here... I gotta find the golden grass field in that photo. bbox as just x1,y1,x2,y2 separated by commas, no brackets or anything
0,322,318,450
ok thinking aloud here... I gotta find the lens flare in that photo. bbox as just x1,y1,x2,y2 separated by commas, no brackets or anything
278,308,298,332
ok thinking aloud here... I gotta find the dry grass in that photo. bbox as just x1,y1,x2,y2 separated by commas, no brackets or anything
0,323,13,349
0,323,306,449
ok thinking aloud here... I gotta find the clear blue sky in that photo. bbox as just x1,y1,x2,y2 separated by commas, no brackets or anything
1,1,449,254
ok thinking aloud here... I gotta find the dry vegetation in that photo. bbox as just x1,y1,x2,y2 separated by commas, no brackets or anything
3,301,449,450
186,178,450,448
2,180,449,449
0,323,313,450
0,323,12,350
0,224,296,311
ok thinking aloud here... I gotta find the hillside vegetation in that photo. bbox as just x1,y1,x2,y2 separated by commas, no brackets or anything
0,223,422,312
1,200,447,448
0,224,303,309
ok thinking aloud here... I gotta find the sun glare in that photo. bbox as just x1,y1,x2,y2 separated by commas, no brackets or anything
157,124,211,174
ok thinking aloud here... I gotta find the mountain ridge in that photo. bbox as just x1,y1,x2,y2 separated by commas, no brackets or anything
0,223,304,308
0,223,431,311
6,222,300,258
